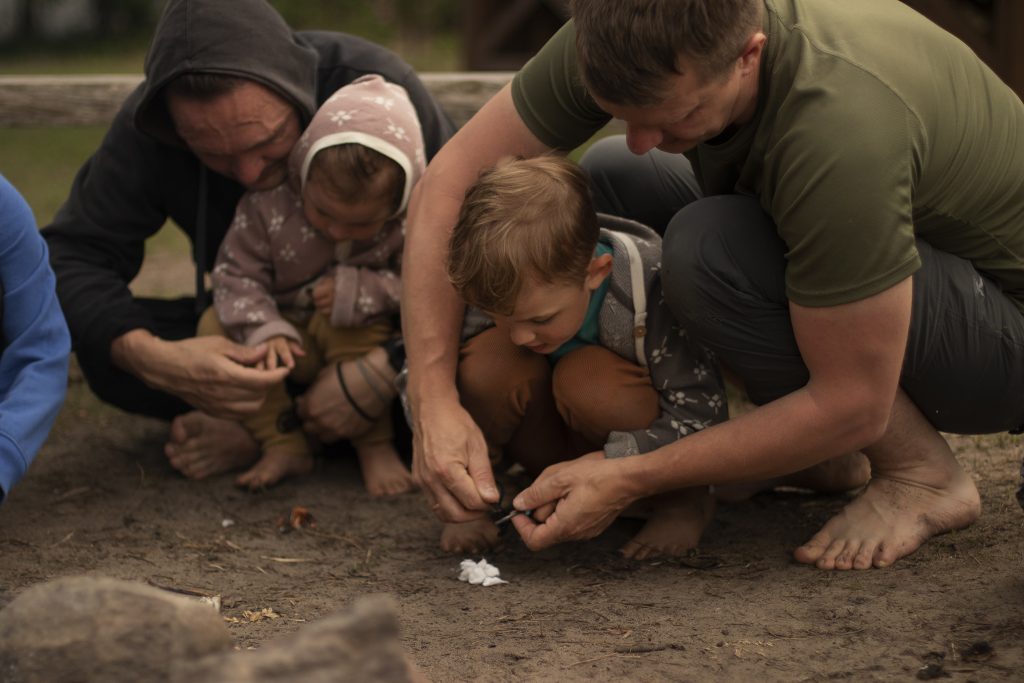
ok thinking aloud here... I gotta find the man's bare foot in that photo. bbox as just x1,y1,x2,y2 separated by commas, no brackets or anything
236,446,315,490
164,411,260,479
440,517,501,554
716,452,871,502
796,390,983,571
620,488,715,560
794,466,980,570
356,442,417,497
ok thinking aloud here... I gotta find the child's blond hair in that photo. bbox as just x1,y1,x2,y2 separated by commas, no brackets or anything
447,156,598,315
307,144,404,213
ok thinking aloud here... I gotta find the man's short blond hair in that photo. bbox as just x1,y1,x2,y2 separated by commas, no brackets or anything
571,0,763,105
447,156,598,315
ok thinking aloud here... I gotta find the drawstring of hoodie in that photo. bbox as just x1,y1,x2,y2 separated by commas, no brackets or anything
194,163,209,316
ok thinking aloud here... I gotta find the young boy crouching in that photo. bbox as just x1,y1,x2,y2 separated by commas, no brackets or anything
444,156,727,559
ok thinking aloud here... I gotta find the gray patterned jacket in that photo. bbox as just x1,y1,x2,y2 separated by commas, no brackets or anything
596,215,727,457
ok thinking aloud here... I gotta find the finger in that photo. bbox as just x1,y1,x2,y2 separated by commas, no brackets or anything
266,349,279,371
512,510,562,551
222,340,273,367
512,474,565,513
466,449,500,504
431,482,484,523
442,460,492,513
530,501,557,523
221,363,291,388
289,342,306,357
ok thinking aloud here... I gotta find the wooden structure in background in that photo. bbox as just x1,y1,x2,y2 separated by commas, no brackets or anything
902,0,1023,99
464,0,569,70
0,72,515,129
462,0,1023,100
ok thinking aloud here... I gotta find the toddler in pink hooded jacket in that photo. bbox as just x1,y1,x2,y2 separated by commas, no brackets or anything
200,75,425,494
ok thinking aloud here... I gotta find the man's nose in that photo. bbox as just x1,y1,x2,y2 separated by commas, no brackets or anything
625,124,662,155
232,154,268,188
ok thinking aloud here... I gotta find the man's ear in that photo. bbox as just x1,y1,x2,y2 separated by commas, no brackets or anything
737,32,766,76
585,253,613,291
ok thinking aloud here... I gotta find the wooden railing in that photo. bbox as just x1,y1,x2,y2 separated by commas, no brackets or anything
0,72,515,129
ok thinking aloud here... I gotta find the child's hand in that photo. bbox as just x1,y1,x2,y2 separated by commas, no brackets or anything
261,335,304,371
312,275,336,318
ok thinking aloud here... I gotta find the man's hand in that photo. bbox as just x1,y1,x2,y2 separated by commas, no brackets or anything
112,329,289,419
312,275,335,319
262,335,304,370
411,399,500,522
511,452,636,551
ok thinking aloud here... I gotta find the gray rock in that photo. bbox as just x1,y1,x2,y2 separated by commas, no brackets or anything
174,595,421,683
0,576,232,683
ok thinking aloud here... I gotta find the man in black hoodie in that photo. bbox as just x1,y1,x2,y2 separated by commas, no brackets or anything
42,0,454,479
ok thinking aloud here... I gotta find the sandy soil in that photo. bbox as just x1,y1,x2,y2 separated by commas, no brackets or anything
1,365,1022,682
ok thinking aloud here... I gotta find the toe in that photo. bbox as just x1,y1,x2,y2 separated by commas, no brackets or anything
794,532,832,564
619,541,642,559
815,539,848,570
852,541,878,570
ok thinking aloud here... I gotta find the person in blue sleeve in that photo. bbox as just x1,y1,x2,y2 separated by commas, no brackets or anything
0,174,71,504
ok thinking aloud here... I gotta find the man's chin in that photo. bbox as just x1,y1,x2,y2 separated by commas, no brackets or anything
245,169,288,191
656,140,699,154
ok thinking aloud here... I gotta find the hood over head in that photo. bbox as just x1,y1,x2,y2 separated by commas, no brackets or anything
288,75,426,217
135,0,318,147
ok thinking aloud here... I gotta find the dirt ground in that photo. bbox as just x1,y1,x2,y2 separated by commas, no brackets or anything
0,248,1021,682
0,365,1020,682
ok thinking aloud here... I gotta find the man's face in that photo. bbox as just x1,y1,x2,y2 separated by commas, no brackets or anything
168,81,301,191
592,41,763,155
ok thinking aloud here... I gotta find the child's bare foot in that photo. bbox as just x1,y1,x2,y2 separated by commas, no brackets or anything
356,442,417,497
620,488,715,561
235,445,314,490
440,517,501,554
716,452,870,502
164,411,259,479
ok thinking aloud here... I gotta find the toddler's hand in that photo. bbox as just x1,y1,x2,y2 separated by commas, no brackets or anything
312,276,336,318
262,335,304,371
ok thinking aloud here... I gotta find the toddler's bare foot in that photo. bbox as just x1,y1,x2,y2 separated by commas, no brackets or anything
164,411,259,480
621,488,715,561
235,446,314,490
440,517,501,555
356,442,417,497
716,452,870,502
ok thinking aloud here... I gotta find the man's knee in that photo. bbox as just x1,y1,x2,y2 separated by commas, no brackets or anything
662,195,785,328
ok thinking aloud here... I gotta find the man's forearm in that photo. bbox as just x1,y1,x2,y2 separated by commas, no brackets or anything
618,385,886,501
110,328,168,389
400,189,466,415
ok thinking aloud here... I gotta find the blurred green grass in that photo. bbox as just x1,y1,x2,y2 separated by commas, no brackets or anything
0,28,459,267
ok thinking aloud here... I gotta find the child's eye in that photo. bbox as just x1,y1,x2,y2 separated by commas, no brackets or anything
530,315,554,325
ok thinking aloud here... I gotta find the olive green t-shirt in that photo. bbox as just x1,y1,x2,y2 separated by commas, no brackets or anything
511,0,1024,311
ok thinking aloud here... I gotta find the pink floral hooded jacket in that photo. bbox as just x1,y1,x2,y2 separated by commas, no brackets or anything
211,75,426,347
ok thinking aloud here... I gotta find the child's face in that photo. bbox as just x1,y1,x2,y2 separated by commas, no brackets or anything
302,178,393,242
486,254,613,355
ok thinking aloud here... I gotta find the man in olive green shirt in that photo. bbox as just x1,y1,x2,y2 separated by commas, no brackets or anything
402,0,1024,569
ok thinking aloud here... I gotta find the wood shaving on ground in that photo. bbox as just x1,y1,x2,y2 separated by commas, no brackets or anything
241,608,281,622
459,558,508,586
275,506,316,533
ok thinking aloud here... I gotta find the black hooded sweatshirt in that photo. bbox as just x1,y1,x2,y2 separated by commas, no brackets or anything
42,0,455,365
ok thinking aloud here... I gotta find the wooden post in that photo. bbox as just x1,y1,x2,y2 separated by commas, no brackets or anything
0,72,515,129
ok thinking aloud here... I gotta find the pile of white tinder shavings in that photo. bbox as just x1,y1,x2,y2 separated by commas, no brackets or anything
458,558,508,586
